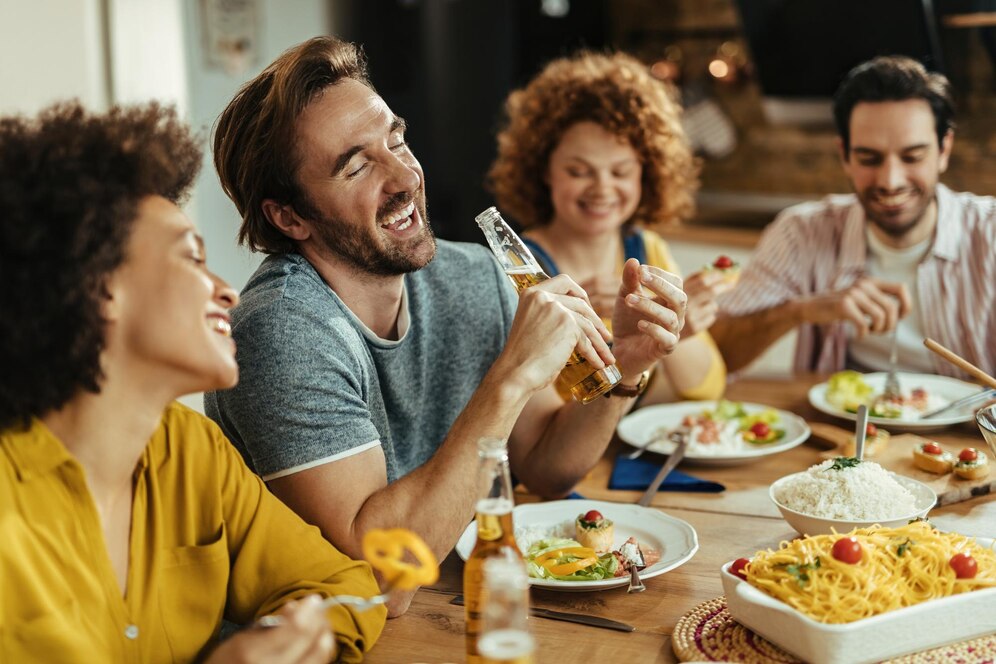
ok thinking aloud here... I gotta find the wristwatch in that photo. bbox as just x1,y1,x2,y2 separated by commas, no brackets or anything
606,369,651,398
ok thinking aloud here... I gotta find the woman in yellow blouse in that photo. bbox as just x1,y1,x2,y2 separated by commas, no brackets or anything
0,102,384,662
489,51,729,405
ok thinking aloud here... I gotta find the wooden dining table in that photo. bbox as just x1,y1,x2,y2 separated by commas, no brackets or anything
363,374,996,663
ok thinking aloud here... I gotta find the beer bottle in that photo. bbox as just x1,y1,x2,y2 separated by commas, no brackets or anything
478,552,535,664
464,438,520,664
475,206,622,403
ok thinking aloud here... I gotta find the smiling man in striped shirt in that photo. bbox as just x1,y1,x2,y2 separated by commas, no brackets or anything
714,56,995,379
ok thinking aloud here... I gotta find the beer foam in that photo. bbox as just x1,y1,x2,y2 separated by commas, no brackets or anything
476,497,514,515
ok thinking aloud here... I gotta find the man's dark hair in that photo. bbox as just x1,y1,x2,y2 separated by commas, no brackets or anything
0,101,201,429
213,36,371,255
833,55,955,157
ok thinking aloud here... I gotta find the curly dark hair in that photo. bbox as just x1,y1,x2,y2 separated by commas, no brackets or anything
488,51,698,230
214,36,371,254
0,101,201,429
833,55,956,157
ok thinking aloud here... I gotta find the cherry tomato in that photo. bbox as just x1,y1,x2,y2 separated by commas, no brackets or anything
583,510,603,522
832,537,863,564
950,553,978,579
730,557,750,580
959,448,978,462
865,423,877,437
714,255,734,269
922,442,943,455
750,422,771,438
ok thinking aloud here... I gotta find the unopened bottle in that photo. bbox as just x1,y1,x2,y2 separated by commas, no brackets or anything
475,206,622,403
478,552,535,664
463,438,521,664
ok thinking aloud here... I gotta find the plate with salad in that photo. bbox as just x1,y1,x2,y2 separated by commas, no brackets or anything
616,400,811,466
808,371,980,431
455,500,698,591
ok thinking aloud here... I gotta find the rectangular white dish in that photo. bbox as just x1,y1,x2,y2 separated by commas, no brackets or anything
720,558,996,664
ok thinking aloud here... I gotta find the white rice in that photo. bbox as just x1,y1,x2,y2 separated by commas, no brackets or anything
514,520,573,555
775,459,917,520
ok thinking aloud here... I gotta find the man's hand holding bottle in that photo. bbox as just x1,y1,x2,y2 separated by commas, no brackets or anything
497,273,616,396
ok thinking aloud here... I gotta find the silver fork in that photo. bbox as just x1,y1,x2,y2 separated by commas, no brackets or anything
255,591,390,628
883,325,901,401
625,429,681,460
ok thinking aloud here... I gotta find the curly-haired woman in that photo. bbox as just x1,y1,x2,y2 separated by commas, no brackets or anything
488,51,728,404
0,102,384,663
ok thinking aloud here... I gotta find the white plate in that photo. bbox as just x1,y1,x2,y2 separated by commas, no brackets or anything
721,540,996,664
455,499,698,592
808,372,980,432
616,401,811,466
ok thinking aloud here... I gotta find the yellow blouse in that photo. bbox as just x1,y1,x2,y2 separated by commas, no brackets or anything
0,403,385,663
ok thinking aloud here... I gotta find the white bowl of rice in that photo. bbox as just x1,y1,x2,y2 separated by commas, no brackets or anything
769,458,936,536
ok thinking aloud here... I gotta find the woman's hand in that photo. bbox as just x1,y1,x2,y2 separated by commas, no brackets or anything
680,269,734,338
205,596,337,664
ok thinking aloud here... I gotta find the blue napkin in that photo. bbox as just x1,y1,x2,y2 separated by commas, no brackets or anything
610,454,725,493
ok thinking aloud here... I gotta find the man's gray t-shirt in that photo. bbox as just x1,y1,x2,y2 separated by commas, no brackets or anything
204,240,518,483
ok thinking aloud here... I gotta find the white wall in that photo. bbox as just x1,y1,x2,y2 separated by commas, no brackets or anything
0,0,109,114
107,0,189,113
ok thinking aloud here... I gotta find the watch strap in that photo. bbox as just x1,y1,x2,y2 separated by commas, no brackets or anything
606,370,650,398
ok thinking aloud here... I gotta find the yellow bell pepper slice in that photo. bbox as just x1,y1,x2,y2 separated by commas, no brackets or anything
362,528,439,590
543,556,598,576
533,546,596,565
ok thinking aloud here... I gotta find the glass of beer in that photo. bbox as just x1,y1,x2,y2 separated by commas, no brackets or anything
475,206,622,403
478,553,535,664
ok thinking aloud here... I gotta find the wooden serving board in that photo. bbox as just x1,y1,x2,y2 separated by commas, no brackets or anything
810,422,995,506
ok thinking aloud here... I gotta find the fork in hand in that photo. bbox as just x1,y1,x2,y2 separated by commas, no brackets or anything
255,584,396,629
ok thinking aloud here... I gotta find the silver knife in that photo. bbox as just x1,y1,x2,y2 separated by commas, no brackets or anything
922,388,996,419
637,433,690,507
449,595,635,633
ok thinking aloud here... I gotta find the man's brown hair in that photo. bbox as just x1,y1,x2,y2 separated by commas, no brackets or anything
213,36,371,254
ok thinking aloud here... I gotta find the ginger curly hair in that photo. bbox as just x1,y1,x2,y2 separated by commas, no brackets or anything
0,101,201,429
488,51,698,229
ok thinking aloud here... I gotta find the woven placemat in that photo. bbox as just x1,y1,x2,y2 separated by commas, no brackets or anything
672,596,996,664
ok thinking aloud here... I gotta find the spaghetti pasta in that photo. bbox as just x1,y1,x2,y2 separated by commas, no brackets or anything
745,522,996,623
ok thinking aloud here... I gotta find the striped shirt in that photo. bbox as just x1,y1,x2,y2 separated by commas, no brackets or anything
719,184,996,379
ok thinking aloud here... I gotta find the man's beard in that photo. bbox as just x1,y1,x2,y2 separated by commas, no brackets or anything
858,186,934,240
305,193,437,276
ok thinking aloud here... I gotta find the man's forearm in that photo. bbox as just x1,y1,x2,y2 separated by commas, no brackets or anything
349,368,532,560
712,301,804,372
511,383,635,499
